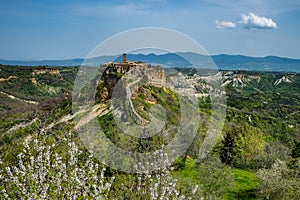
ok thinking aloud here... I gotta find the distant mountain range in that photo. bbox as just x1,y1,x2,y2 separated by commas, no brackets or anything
1,53,299,73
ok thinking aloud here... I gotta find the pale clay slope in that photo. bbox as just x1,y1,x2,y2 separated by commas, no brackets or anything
274,76,292,86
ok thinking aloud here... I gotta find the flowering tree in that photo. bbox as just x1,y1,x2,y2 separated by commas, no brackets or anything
107,149,199,199
1,134,114,199
133,153,198,200
1,133,199,199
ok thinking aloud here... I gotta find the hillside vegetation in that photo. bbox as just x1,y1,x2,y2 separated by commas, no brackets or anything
0,65,299,199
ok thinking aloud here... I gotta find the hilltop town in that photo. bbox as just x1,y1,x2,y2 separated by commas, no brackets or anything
103,54,167,86
98,54,170,100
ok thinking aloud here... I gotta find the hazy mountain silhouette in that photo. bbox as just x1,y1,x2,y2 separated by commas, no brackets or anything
1,53,299,72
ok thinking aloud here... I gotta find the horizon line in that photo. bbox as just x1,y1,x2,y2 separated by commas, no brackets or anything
1,52,300,62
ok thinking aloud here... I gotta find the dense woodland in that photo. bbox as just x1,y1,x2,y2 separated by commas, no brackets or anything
0,64,299,199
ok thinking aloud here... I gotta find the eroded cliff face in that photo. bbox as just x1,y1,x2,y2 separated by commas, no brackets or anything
96,61,167,101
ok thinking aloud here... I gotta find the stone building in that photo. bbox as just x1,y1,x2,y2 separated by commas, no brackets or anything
102,53,167,87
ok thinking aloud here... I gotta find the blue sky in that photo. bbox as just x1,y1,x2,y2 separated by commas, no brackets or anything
0,0,299,60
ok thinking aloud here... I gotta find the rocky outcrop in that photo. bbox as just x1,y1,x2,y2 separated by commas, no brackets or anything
32,68,60,75
99,59,168,100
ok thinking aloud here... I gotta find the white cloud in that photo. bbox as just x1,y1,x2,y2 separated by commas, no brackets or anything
215,20,236,29
241,12,277,30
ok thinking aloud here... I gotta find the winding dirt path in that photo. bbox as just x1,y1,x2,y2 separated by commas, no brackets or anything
73,103,109,131
42,108,88,131
7,118,39,133
0,91,38,105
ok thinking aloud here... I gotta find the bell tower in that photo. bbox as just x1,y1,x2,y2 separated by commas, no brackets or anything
122,53,127,63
